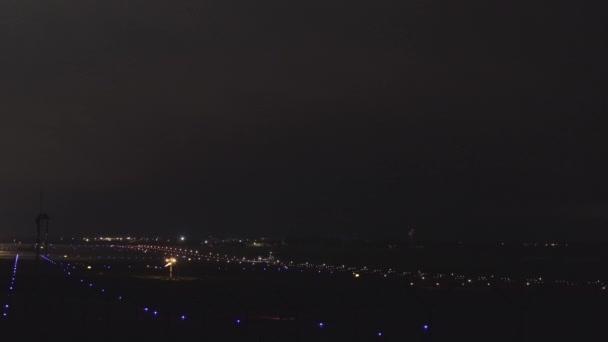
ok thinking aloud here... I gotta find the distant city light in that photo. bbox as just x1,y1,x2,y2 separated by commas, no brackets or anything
423,324,429,330
180,236,185,241
318,322,324,328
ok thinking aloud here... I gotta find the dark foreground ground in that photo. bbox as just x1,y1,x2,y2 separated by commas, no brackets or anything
0,246,607,341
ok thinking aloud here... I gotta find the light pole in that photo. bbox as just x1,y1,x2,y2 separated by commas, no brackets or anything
165,257,177,279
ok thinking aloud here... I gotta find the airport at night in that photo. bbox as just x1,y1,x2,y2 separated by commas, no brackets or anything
1,0,607,340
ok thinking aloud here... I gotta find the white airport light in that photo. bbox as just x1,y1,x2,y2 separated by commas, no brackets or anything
165,257,177,278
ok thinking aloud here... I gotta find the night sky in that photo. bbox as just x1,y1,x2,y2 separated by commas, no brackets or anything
1,1,606,240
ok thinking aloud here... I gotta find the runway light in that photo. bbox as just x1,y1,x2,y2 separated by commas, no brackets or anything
235,319,241,324
423,324,429,331
354,273,360,278
181,315,186,320
318,322,324,328
377,331,382,336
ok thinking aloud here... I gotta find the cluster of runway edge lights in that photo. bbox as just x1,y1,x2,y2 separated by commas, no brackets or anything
53,244,608,291
124,244,608,290
41,250,429,338
1,254,19,318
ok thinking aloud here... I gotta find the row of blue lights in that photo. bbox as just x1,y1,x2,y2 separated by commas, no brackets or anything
44,249,432,338
42,255,188,322
2,254,19,318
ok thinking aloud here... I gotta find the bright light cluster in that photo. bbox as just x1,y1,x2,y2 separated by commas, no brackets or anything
124,244,608,291
60,243,608,293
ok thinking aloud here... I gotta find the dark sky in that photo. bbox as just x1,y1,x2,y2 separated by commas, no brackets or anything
1,0,607,240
